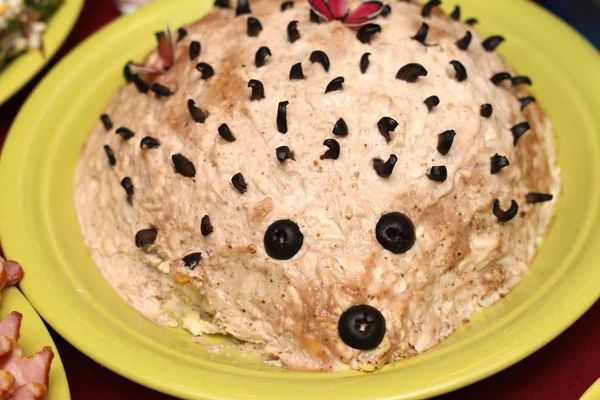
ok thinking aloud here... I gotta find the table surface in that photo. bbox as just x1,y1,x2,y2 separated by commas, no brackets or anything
0,1,598,399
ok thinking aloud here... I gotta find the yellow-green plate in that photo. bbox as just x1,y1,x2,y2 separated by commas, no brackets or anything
0,0,84,105
1,0,600,399
581,379,600,400
0,287,70,400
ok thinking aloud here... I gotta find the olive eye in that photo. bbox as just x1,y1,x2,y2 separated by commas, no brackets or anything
338,305,386,350
375,212,415,254
264,219,304,260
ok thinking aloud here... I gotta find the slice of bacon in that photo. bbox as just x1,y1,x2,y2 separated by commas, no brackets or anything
2,347,54,389
342,1,384,27
11,382,48,400
0,369,16,398
0,336,15,359
0,260,52,397
0,262,6,292
0,311,21,358
0,313,22,345
0,259,24,290
3,262,23,287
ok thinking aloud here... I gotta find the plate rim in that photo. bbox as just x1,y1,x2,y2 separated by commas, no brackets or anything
0,0,84,106
581,379,600,400
1,0,600,399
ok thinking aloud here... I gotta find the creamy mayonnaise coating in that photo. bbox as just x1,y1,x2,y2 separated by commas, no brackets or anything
75,0,560,371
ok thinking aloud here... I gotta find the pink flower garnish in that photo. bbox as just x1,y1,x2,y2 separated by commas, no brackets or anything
129,63,164,75
157,23,175,69
129,22,176,77
308,0,384,27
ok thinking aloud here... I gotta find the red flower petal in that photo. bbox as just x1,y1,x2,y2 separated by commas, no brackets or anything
308,0,335,20
329,0,347,19
342,1,384,27
158,23,175,69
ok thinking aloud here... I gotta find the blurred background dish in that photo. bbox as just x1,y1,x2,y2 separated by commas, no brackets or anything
0,0,83,106
0,0,62,70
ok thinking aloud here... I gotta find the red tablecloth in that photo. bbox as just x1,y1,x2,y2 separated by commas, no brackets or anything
0,1,598,399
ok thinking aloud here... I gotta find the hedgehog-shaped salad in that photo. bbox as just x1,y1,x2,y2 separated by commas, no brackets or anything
75,0,560,371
